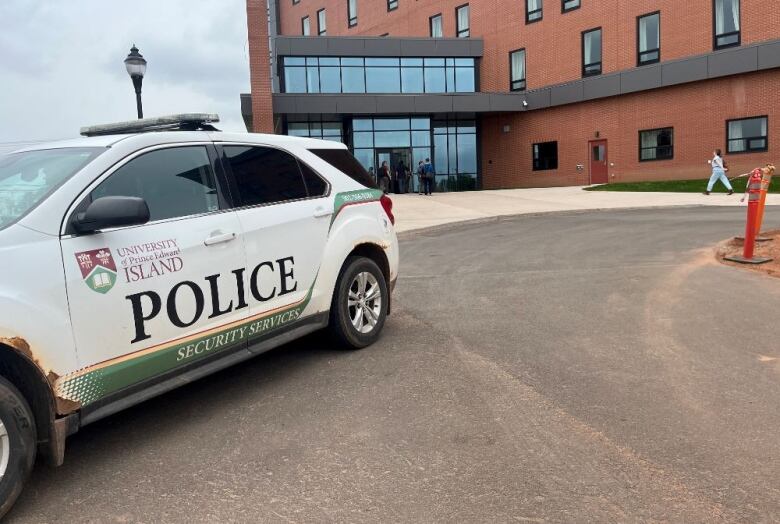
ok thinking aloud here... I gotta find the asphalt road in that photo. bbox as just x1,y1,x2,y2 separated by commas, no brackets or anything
9,207,780,523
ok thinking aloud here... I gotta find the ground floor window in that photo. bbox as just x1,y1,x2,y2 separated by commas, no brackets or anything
286,120,344,143
639,127,673,161
727,116,768,153
533,141,558,170
432,119,477,191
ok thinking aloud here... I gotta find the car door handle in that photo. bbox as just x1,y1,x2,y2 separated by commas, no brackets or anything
313,206,331,218
204,232,237,246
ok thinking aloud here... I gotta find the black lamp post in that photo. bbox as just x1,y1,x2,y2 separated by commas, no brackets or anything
124,45,147,119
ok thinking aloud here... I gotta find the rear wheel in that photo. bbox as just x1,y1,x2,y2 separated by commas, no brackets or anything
0,376,36,518
329,257,389,349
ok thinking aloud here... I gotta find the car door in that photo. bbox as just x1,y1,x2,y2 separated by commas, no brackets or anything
219,144,331,346
59,145,249,407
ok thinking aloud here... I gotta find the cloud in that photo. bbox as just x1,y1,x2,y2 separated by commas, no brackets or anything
0,0,250,150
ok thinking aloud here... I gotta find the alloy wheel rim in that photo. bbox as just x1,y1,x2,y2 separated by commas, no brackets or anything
0,420,10,480
348,272,382,334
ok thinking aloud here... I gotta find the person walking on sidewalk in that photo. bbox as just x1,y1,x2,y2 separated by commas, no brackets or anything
703,149,733,195
379,161,391,193
422,158,435,196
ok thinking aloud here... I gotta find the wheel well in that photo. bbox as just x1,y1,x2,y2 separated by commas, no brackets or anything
349,243,390,284
0,344,55,449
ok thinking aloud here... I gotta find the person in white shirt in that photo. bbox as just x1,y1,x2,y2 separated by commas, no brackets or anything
703,148,733,195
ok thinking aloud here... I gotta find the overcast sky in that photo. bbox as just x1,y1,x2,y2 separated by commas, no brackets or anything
0,0,250,151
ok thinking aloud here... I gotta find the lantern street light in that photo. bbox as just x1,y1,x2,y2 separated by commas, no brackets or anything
124,45,147,119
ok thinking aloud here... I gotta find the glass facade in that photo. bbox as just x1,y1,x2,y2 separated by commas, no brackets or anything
282,57,476,94
287,120,344,143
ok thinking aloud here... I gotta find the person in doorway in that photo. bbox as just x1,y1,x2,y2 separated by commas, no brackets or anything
368,166,376,185
416,160,425,194
396,159,409,194
379,161,391,193
703,148,733,195
422,157,435,195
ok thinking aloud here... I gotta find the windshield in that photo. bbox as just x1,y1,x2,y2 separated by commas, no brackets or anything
0,147,104,229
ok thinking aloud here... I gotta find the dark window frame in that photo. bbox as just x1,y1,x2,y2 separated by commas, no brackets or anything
638,127,674,162
301,15,310,36
348,0,358,27
509,48,526,91
429,13,443,37
455,3,469,38
532,141,558,171
317,8,326,35
526,0,542,24
713,0,741,50
387,0,398,11
562,0,580,13
636,11,661,66
581,27,602,77
726,116,769,154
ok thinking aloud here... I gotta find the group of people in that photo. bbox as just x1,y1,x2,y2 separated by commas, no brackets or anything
372,158,435,195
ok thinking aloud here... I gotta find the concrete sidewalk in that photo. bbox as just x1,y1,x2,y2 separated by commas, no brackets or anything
390,186,779,233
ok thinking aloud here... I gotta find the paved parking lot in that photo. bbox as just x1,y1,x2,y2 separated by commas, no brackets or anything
9,207,780,522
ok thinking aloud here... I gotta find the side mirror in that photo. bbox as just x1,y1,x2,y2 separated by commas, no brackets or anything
72,196,150,235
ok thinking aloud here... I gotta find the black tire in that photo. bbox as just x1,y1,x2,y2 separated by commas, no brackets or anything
0,376,36,519
329,256,389,349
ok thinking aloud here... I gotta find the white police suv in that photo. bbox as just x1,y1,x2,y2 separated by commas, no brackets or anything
0,114,398,515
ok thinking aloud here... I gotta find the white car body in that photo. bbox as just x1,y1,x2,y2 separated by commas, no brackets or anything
0,129,397,440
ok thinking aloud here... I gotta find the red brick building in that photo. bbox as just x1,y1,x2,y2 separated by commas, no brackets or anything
244,0,779,189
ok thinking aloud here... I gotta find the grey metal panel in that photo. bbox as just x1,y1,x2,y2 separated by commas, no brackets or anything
758,41,780,69
272,96,298,114
240,93,252,116
620,65,662,94
274,38,290,56
550,81,583,106
583,73,621,101
524,89,551,109
326,38,364,55
336,96,377,114
273,36,483,57
662,56,708,86
488,93,521,112
364,38,402,56
295,95,339,114
434,39,477,57
400,39,438,57
288,37,326,55
451,94,491,112
414,95,453,113
469,39,484,57
708,46,758,77
375,95,417,113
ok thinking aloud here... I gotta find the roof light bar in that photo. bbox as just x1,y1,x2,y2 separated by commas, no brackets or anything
80,113,220,137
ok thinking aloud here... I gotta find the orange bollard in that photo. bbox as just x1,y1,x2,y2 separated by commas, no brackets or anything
725,169,772,264
754,163,776,239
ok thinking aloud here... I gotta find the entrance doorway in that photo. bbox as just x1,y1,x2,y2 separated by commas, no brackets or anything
589,140,608,184
376,148,412,193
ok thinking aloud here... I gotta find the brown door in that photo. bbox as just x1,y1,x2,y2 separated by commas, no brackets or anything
589,140,608,184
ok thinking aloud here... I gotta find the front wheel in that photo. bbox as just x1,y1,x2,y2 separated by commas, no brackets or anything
329,257,389,349
0,376,36,519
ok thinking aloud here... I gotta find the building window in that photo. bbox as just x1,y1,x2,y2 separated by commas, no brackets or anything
637,12,660,66
727,116,768,153
456,4,469,38
526,0,542,23
509,49,526,91
387,0,398,10
562,0,580,12
714,0,740,49
348,0,358,27
430,14,443,37
639,128,674,161
582,27,602,77
533,141,558,171
317,9,327,35
287,120,344,143
301,16,310,36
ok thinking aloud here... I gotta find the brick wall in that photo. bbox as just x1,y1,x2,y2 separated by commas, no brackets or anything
247,0,275,133
481,69,780,188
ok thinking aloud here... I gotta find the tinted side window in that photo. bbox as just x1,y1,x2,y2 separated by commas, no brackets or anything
91,146,218,222
309,148,378,189
299,161,328,196
224,146,307,206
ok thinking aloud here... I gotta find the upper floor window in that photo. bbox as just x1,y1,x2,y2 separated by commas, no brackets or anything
430,14,443,37
582,27,602,77
348,0,358,27
317,9,327,35
637,12,660,66
562,0,580,12
509,49,526,91
533,141,558,171
639,128,674,161
727,116,768,154
456,4,469,38
301,16,310,36
714,0,740,49
387,0,398,11
526,0,542,23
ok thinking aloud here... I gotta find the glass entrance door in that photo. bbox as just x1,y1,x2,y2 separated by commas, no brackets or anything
376,148,412,193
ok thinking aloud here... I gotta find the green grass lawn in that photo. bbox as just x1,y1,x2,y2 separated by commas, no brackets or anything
584,177,778,193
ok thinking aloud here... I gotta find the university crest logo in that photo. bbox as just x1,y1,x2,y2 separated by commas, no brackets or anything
75,248,118,294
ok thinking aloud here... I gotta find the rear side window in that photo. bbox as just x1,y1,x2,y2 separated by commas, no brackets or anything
91,146,219,222
309,148,378,189
299,161,329,196
224,146,308,206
